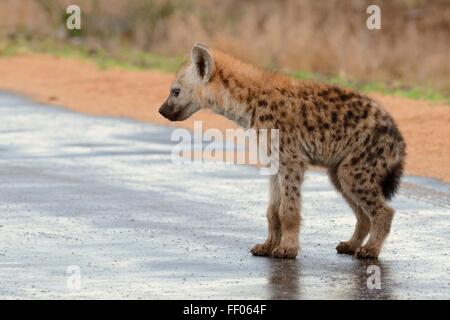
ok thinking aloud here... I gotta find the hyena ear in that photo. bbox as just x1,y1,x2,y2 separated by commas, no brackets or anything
191,42,214,83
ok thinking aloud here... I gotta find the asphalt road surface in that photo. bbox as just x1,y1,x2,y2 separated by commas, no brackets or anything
0,92,449,299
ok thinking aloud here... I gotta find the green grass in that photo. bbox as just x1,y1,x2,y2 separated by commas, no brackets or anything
1,38,449,104
290,70,450,104
0,38,184,73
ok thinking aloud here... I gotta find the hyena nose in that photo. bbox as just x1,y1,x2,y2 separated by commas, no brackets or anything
159,102,170,119
159,102,178,121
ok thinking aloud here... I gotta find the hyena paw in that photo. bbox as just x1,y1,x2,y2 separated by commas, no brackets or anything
250,243,272,257
271,246,298,259
336,241,358,255
355,244,380,259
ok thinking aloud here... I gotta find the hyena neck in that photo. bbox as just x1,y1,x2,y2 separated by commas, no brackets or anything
208,95,252,128
202,61,264,129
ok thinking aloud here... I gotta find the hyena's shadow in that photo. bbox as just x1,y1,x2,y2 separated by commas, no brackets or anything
349,259,393,300
264,257,392,299
265,258,302,299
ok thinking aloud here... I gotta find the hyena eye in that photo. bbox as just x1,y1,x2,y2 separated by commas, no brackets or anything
171,88,180,97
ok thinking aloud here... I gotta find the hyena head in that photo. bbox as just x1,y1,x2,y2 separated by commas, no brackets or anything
159,42,214,121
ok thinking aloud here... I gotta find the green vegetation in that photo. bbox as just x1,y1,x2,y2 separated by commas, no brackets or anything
290,71,450,104
1,39,448,104
0,39,184,73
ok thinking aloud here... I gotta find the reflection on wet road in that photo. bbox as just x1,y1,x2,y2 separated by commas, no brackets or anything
0,92,449,299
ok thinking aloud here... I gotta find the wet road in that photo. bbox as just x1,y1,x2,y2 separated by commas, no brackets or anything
0,92,449,299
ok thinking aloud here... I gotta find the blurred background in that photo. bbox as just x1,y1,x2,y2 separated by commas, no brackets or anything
1,0,449,98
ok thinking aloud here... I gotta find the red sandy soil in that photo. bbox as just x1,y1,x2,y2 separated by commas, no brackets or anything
0,54,449,183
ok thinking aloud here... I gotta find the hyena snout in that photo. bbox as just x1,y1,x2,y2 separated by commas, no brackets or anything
159,100,198,121
159,100,180,121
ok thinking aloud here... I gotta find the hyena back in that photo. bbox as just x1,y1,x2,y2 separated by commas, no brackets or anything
159,43,406,259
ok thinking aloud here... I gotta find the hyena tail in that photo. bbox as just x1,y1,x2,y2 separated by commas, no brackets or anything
381,161,404,201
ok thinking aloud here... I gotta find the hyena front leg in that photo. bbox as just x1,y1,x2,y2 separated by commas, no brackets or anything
271,166,304,259
251,174,281,257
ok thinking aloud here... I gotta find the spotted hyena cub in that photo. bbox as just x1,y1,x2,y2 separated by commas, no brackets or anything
159,43,406,259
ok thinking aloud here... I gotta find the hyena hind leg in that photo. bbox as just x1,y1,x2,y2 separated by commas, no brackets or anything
355,201,394,258
251,174,281,257
329,169,371,255
335,194,371,255
337,165,395,259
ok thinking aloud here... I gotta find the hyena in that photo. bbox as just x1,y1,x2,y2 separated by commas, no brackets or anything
159,43,406,259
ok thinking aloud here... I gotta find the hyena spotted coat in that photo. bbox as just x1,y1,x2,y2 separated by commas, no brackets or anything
159,43,406,259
